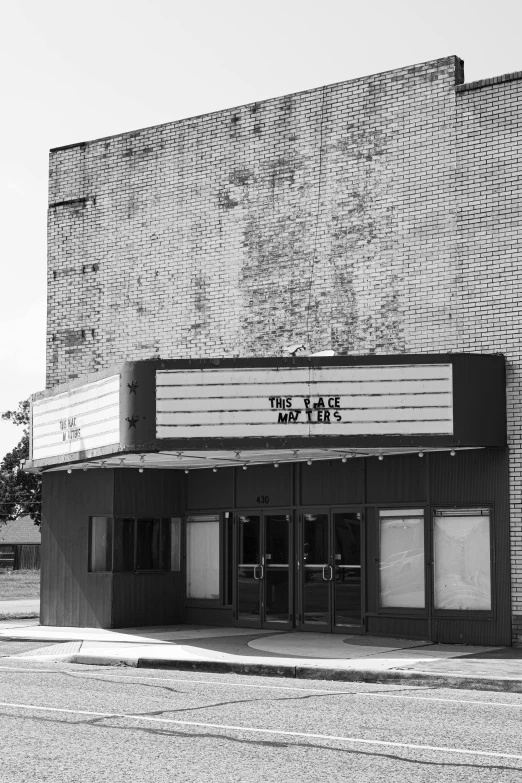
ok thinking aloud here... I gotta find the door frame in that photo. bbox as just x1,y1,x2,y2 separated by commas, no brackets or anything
298,506,365,635
234,508,294,631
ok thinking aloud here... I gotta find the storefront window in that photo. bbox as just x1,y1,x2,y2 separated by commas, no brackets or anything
89,516,113,572
379,509,425,609
113,517,134,572
135,518,161,570
91,516,174,572
433,508,491,611
186,515,220,600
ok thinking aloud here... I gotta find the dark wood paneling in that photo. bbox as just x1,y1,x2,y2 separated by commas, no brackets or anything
366,453,427,504
41,470,113,628
429,448,507,504
434,617,511,647
235,463,291,508
429,447,511,646
114,469,184,517
366,616,429,639
186,468,233,510
300,459,364,506
112,573,183,627
452,354,506,447
112,469,184,627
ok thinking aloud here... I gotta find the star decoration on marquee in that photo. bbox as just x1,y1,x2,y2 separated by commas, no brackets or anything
126,414,140,429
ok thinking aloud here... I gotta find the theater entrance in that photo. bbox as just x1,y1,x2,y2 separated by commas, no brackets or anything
236,510,294,630
299,509,364,633
234,507,364,634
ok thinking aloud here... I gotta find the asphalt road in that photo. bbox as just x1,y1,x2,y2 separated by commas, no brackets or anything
0,660,521,782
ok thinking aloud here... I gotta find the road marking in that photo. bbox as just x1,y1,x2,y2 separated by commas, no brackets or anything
0,700,521,761
1,665,522,710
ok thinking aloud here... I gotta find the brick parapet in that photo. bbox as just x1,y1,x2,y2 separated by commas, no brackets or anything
46,56,462,387
456,70,522,92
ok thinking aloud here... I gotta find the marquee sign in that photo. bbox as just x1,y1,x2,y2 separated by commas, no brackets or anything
156,364,454,439
25,354,506,469
31,374,120,461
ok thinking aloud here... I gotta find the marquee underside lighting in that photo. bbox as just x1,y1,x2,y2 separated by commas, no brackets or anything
44,445,479,473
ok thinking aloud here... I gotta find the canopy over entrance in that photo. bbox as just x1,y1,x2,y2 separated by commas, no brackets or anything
25,354,506,473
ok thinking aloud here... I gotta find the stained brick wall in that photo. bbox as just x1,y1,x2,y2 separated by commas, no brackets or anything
47,56,462,385
454,73,522,644
46,56,522,642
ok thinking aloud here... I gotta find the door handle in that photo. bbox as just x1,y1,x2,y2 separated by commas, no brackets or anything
322,565,333,581
254,564,264,580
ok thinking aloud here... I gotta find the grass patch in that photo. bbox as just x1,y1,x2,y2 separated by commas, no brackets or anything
0,612,39,620
0,571,40,600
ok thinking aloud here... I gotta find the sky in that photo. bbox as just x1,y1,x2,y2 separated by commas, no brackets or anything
1,0,521,458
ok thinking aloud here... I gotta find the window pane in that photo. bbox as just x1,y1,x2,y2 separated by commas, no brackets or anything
238,515,260,565
90,517,112,572
169,518,181,571
136,518,161,571
434,509,491,611
379,510,425,608
113,518,134,572
186,519,220,599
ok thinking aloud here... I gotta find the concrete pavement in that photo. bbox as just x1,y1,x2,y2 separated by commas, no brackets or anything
1,620,521,692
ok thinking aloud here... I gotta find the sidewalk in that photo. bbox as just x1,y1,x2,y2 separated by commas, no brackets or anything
1,620,521,692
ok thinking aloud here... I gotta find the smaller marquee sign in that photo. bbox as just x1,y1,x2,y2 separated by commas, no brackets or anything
31,374,120,461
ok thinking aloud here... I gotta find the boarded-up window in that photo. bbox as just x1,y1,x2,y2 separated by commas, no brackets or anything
186,515,220,600
433,508,491,611
379,509,425,609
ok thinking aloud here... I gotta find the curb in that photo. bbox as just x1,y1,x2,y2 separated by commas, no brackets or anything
69,654,522,693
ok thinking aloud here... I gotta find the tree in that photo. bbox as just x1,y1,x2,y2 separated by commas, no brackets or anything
0,400,41,526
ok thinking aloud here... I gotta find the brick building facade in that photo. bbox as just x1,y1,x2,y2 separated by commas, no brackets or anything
36,56,522,641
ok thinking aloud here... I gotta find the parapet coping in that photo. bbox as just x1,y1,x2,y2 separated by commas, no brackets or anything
456,70,522,92
49,55,461,153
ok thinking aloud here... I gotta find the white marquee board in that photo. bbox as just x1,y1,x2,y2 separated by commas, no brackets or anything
156,364,454,439
32,375,120,460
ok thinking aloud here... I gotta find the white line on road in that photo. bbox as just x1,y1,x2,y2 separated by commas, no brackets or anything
1,665,521,710
0,700,521,761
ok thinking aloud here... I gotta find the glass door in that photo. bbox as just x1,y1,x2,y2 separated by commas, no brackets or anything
236,511,293,630
299,509,364,633
333,511,363,630
237,514,262,627
301,513,331,627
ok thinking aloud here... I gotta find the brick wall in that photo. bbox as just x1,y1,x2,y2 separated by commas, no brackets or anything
47,56,462,385
454,74,522,644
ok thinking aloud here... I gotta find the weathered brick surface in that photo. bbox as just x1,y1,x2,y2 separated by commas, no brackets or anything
455,76,522,644
47,56,462,383
46,56,522,642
